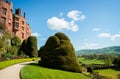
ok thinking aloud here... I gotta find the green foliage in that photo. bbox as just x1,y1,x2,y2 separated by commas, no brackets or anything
112,57,120,69
104,56,112,66
21,63,89,79
40,32,82,73
2,53,12,59
55,32,70,41
45,36,60,49
87,67,93,73
11,36,21,47
19,39,27,55
7,46,18,55
0,38,5,57
26,36,38,57
0,29,11,57
19,36,38,57
38,46,44,57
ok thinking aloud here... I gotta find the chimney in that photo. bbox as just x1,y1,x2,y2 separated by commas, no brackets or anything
15,8,21,16
24,12,26,18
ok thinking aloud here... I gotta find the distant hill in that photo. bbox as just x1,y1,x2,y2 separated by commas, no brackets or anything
76,46,120,56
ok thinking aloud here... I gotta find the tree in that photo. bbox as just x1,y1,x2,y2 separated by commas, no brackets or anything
11,36,21,47
26,36,38,57
19,39,27,55
38,46,44,57
112,57,120,69
0,38,4,57
40,32,82,73
19,36,38,57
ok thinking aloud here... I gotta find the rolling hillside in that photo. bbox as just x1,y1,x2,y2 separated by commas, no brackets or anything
76,46,120,56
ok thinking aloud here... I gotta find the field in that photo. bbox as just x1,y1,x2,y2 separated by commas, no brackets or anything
21,63,89,79
77,57,105,65
95,69,120,79
0,58,36,69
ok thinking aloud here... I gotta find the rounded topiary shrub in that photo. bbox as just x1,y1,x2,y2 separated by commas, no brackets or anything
19,36,38,57
40,32,82,73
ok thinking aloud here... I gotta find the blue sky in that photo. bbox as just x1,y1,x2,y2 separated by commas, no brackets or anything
11,0,120,50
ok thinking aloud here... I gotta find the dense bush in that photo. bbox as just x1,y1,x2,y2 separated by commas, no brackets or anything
11,36,21,47
19,36,38,57
112,57,120,69
0,29,11,57
40,32,82,73
26,36,38,57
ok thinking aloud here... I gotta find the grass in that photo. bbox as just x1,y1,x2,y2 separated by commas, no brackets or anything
77,57,105,65
21,63,89,79
95,69,120,79
0,58,37,69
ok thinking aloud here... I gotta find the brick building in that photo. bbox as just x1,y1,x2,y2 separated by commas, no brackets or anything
0,0,31,41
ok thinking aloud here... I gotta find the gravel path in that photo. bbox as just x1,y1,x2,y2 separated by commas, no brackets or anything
0,61,35,79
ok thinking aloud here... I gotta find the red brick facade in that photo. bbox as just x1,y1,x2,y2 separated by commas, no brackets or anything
0,0,31,41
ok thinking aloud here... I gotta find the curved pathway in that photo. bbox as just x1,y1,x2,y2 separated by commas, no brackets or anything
0,61,35,79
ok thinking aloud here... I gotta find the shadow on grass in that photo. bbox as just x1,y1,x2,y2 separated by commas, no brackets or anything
27,62,40,67
26,61,82,74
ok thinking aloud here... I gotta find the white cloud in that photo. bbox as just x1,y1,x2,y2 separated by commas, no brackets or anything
111,33,120,41
47,17,69,30
67,10,86,21
97,32,120,41
40,38,46,41
47,10,86,32
97,33,111,38
92,28,101,31
47,17,79,32
31,32,41,37
81,43,99,49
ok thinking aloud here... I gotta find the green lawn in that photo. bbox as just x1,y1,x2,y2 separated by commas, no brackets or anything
77,57,105,65
95,69,120,79
21,63,89,79
0,58,36,69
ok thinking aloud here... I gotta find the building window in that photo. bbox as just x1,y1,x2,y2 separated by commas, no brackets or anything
1,17,6,24
22,33,24,39
15,17,19,21
2,8,7,15
22,26,24,31
22,21,24,25
14,22,19,28
2,0,6,2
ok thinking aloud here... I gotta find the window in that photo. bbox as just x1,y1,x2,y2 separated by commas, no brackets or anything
1,17,6,24
22,26,24,31
22,21,24,25
2,8,7,15
22,33,24,39
2,0,6,2
14,22,19,28
15,17,19,21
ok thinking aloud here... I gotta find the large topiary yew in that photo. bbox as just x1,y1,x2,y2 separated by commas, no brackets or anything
40,32,82,73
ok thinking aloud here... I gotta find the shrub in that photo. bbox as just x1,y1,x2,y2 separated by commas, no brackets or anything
26,36,38,57
11,36,21,47
87,67,93,73
19,39,27,55
19,36,38,58
40,32,82,73
7,46,18,55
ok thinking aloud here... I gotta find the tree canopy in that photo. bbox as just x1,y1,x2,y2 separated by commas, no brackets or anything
39,32,82,73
